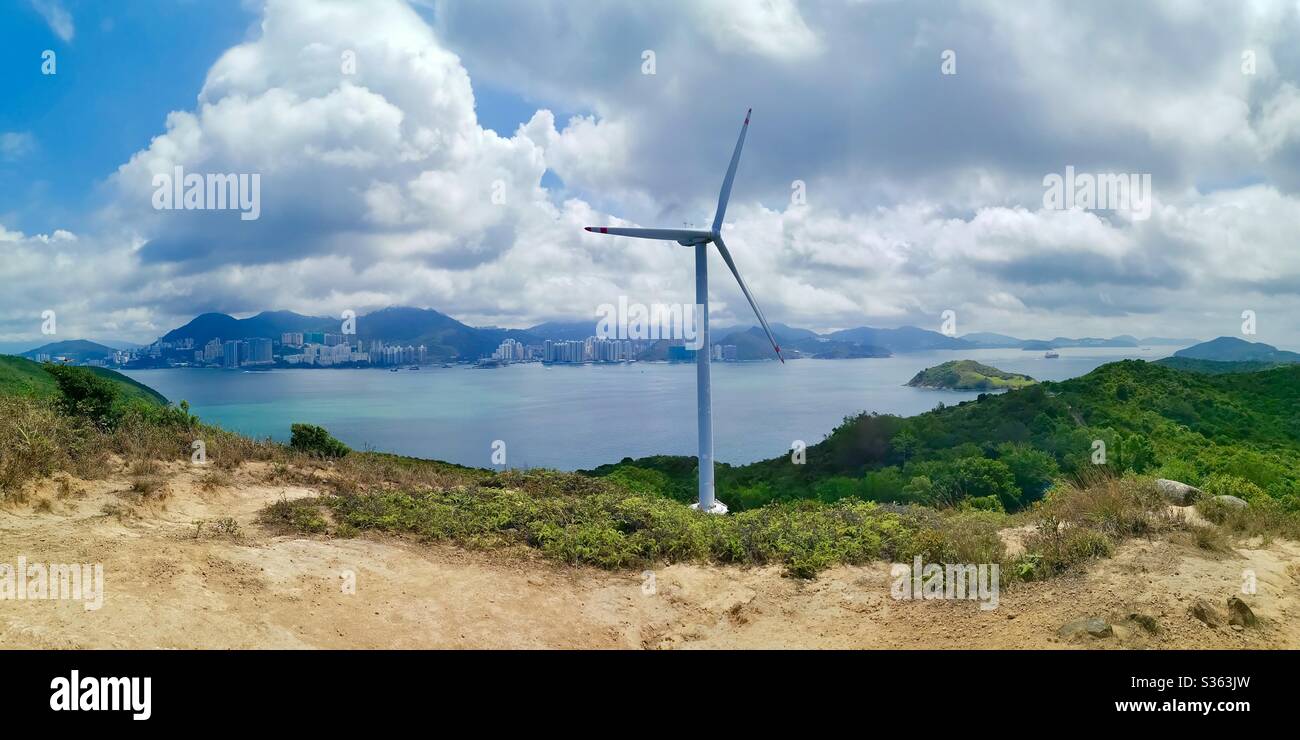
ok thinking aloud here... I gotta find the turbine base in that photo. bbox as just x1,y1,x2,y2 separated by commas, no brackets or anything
690,500,729,515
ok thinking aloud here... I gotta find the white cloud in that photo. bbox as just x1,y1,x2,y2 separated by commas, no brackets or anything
29,0,74,42
0,132,36,160
3,0,1300,351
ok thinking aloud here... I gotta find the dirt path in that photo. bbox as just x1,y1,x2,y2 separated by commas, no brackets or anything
2,462,1298,649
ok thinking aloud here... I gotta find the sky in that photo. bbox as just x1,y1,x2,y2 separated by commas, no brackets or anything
1,0,1299,350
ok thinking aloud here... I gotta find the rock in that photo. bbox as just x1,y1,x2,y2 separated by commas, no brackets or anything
1215,495,1249,509
1190,598,1222,627
1227,596,1258,627
1156,479,1203,506
1127,612,1160,634
1058,616,1113,639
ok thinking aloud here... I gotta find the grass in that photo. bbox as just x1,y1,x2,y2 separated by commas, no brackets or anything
1010,474,1174,580
259,468,1012,578
0,355,167,405
1196,495,1300,541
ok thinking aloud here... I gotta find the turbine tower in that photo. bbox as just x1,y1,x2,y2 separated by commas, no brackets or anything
584,108,783,514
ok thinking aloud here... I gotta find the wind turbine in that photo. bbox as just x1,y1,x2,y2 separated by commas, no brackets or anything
584,108,783,514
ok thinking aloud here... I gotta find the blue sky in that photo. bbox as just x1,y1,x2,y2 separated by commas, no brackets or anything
2,0,1299,350
0,0,555,234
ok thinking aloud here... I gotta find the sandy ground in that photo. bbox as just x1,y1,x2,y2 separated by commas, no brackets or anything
2,461,1298,649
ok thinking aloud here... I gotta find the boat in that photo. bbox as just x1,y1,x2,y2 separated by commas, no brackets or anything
389,367,400,372
408,365,420,370
1044,351,1060,359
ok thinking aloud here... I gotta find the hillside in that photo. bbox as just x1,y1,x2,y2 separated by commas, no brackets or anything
0,355,168,405
162,310,335,346
1154,357,1286,375
592,360,1300,512
19,339,118,363
5,458,1298,649
1174,336,1300,363
906,360,1036,390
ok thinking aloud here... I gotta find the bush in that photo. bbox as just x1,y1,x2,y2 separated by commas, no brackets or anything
0,396,102,499
43,364,122,429
289,423,350,459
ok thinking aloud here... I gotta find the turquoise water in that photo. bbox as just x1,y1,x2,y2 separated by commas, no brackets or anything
124,347,1159,470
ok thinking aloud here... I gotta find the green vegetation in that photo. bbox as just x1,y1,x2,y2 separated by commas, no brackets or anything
1153,357,1287,375
590,360,1300,513
0,355,167,405
5,354,1300,580
290,423,351,458
906,360,1037,391
262,468,1011,578
0,363,271,500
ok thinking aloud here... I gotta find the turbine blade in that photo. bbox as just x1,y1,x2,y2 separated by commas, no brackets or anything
713,235,783,363
711,108,751,233
584,227,711,242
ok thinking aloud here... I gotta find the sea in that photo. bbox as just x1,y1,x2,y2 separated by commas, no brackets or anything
124,347,1161,470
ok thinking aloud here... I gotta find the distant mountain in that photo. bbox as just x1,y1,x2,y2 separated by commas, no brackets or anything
709,326,888,360
20,339,118,363
1049,336,1138,348
963,333,1193,349
526,320,598,342
906,360,1036,391
160,307,546,361
961,332,1024,348
338,307,541,361
828,326,973,352
162,310,334,346
92,339,144,351
1172,336,1300,363
157,307,1209,364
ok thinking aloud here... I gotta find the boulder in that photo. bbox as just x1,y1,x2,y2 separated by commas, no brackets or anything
1190,598,1222,627
1215,495,1249,509
1058,616,1113,639
1227,597,1257,628
1156,479,1203,506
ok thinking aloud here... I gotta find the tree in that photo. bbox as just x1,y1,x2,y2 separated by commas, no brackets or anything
43,364,120,429
289,423,350,458
947,457,1020,510
996,443,1060,503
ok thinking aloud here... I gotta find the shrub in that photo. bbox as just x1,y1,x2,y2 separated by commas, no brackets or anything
0,396,100,500
289,423,350,459
43,364,122,429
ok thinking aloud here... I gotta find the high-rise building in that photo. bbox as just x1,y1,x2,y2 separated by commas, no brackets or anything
204,338,224,363
222,340,242,368
281,332,304,348
247,337,273,364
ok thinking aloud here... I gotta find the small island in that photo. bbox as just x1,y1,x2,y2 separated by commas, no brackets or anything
906,360,1037,391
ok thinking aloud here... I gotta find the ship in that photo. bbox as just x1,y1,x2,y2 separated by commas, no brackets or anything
1044,351,1060,359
